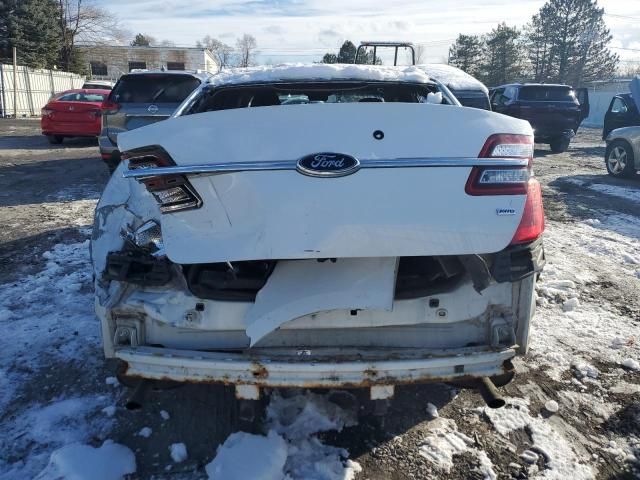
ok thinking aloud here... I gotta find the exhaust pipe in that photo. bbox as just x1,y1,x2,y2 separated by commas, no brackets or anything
477,377,506,409
125,380,149,410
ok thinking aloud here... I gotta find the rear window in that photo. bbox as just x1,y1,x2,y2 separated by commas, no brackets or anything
111,75,201,104
518,86,576,102
56,92,107,102
189,82,441,114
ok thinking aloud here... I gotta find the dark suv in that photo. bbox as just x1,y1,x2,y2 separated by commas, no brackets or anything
603,93,640,139
100,71,210,172
490,84,589,153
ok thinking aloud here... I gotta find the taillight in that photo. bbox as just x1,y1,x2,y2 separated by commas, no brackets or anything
102,99,120,114
123,147,201,213
41,108,53,117
466,134,533,196
511,178,545,244
90,109,102,118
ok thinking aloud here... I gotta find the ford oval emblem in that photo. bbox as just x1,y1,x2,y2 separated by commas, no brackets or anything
296,153,360,178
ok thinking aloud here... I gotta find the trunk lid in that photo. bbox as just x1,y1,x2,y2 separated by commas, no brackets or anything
48,101,102,123
118,103,532,263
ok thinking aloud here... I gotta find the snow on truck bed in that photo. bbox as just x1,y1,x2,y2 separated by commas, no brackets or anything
207,63,433,86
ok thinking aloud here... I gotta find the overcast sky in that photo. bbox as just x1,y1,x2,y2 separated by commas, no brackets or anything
96,0,640,66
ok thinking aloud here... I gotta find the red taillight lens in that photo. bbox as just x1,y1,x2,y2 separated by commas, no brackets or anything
466,134,534,196
102,100,120,114
123,147,201,213
511,178,545,244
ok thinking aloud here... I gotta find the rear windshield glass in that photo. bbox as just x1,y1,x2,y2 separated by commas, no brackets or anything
518,86,575,102
83,83,112,90
56,92,107,102
190,82,440,113
111,75,201,103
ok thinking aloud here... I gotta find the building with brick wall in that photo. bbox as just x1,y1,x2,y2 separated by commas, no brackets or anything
79,45,219,81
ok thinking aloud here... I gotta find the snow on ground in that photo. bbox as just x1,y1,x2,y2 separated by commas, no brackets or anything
481,397,595,479
566,178,640,204
418,416,500,479
532,216,640,380
207,391,361,480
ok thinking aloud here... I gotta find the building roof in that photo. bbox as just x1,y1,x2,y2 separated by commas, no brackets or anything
206,63,434,87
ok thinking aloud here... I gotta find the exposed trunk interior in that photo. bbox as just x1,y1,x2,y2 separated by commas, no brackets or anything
183,256,467,302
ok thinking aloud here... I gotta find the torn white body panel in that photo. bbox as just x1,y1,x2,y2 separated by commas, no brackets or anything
245,257,398,346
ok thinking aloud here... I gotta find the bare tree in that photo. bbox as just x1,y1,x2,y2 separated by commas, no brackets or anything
57,0,126,71
197,35,233,70
236,34,257,68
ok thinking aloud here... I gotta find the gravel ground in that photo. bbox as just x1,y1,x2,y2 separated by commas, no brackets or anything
0,119,638,479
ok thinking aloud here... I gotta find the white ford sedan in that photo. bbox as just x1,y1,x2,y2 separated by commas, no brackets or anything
91,64,545,407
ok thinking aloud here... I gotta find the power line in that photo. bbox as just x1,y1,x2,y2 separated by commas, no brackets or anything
604,13,640,21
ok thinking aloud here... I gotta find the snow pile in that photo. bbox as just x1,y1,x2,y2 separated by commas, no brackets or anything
417,63,488,93
418,418,474,471
622,358,640,370
481,398,594,479
206,391,360,480
35,441,136,480
418,417,497,478
209,63,431,87
206,431,287,480
137,427,152,438
426,402,439,418
169,443,188,463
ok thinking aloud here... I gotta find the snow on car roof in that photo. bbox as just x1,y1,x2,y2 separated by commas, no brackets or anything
207,63,434,87
416,64,488,94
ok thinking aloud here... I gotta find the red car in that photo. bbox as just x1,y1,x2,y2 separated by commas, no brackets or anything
41,89,110,144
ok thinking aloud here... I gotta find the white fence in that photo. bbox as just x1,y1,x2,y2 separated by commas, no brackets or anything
0,64,85,117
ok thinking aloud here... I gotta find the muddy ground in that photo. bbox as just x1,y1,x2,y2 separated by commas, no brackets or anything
0,120,638,479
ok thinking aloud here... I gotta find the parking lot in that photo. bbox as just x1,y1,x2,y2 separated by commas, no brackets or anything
0,119,639,479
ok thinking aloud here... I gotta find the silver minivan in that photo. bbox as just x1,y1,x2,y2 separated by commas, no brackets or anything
99,71,210,172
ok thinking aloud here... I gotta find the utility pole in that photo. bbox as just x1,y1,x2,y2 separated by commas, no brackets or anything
13,47,17,118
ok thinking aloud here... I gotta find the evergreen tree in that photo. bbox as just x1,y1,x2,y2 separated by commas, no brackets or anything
322,41,381,64
482,23,526,86
528,0,617,86
448,34,485,78
322,53,337,64
131,33,153,47
523,6,557,82
337,41,357,63
2,0,60,68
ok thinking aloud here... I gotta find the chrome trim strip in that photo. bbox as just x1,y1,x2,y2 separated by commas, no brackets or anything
123,157,529,179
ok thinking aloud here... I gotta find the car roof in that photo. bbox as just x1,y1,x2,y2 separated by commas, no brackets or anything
121,70,212,81
205,63,436,88
55,89,111,96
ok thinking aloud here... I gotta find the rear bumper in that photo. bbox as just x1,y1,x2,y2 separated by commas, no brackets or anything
115,345,516,388
533,128,575,142
42,129,100,137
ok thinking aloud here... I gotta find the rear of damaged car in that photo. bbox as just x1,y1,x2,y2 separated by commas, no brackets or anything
91,65,545,406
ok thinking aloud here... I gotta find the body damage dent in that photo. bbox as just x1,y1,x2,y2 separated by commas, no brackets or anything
245,257,398,346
